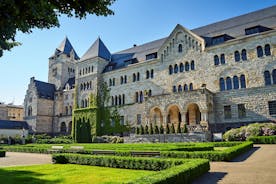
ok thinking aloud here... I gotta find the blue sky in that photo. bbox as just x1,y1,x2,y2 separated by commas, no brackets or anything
0,0,275,105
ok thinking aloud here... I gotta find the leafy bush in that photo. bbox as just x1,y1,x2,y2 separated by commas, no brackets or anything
223,123,276,141
35,138,73,144
144,125,149,134
52,154,183,171
248,135,276,144
149,123,153,135
154,124,159,134
0,150,5,157
140,125,144,135
182,124,188,133
135,126,140,135
166,124,170,134
170,124,175,134
176,122,181,133
34,134,51,139
160,125,164,134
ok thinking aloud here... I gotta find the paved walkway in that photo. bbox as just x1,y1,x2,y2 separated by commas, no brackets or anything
0,152,52,167
193,144,276,184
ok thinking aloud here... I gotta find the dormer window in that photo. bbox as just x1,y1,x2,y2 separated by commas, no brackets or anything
211,34,234,46
108,66,113,71
146,52,157,60
245,25,272,35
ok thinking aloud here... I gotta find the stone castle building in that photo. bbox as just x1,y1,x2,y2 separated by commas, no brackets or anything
24,6,276,134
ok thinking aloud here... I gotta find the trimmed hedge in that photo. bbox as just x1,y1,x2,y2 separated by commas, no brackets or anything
161,142,253,161
127,159,209,184
35,138,73,144
248,135,276,144
52,154,183,171
0,150,5,157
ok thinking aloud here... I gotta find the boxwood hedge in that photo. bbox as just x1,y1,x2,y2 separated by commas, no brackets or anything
248,135,276,144
0,150,5,157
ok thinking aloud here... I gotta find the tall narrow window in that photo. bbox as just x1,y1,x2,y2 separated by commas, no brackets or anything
191,60,195,70
148,90,152,97
124,75,127,83
189,83,193,90
257,46,263,57
234,51,240,62
264,44,271,56
185,62,189,71
273,69,276,84
178,85,182,92
174,64,178,73
118,95,122,105
264,71,271,86
111,96,114,105
151,69,154,78
220,54,225,64
135,92,139,103
238,104,246,118
133,73,136,82
226,77,232,90
120,76,124,84
137,114,142,125
219,78,225,91
139,91,143,103
178,44,183,53
113,78,115,86
109,79,112,86
241,49,247,61
137,72,140,81
240,75,246,88
146,70,150,79
169,65,173,75
224,105,232,119
214,55,219,65
233,76,239,89
268,101,276,115
122,94,125,104
115,96,118,105
184,84,188,91
173,85,177,93
180,63,184,72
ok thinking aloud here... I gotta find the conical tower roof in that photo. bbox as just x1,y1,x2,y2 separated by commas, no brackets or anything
81,37,111,61
54,37,79,60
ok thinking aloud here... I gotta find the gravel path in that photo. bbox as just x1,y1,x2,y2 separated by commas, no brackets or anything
193,144,276,184
0,152,52,167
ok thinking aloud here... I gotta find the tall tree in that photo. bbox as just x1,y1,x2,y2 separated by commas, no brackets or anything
0,0,115,57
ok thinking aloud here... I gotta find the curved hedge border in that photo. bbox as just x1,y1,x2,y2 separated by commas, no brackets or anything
0,150,6,157
52,154,210,184
248,135,276,144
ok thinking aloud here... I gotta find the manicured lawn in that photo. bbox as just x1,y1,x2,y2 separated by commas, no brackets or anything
0,164,155,184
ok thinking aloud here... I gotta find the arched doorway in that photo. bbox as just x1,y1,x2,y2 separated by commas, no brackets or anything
167,105,181,124
149,107,163,125
68,121,72,134
60,122,67,133
186,103,201,125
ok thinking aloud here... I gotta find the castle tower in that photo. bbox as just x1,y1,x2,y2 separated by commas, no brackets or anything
48,37,79,90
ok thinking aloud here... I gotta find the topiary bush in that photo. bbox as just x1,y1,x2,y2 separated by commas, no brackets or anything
170,124,175,134
154,124,159,134
144,125,149,134
248,135,276,144
160,125,164,134
135,126,140,135
0,150,6,157
140,125,144,135
166,124,170,134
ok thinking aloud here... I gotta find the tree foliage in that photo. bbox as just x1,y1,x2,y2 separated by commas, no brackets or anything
0,0,115,56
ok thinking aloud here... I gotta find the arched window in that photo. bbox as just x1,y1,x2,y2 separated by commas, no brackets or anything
112,78,115,86
148,90,152,97
137,72,140,81
180,63,184,72
139,91,143,103
214,55,219,65
173,86,177,93
111,96,114,105
265,44,271,56
273,69,276,84
219,78,225,91
79,70,82,76
185,62,189,71
135,92,139,103
241,49,247,61
178,85,182,92
88,67,90,73
115,96,118,105
120,76,124,84
234,51,240,62
220,54,225,64
27,106,32,116
226,77,232,90
233,76,239,89
87,82,89,89
83,83,86,90
89,81,92,89
133,73,136,82
84,99,88,107
150,69,154,78
146,70,150,79
174,64,178,73
169,65,173,75
80,84,83,90
189,83,193,90
191,60,195,70
240,75,246,88
257,46,263,57
264,71,271,86
92,66,94,72
119,95,122,105
85,68,88,74
81,100,84,108
60,122,67,133
65,106,68,115
122,94,125,104
184,84,188,91
69,106,72,115
109,79,112,86
124,75,127,83
178,44,183,53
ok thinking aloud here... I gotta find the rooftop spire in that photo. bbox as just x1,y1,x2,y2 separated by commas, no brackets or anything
54,37,80,60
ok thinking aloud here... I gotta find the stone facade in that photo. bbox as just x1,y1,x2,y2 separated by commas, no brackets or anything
24,6,276,134
0,103,24,121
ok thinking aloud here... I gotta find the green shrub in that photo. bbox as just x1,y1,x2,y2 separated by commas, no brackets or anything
135,126,140,135
140,125,144,135
160,125,164,134
0,150,5,157
166,124,170,134
149,123,153,135
35,138,73,144
52,154,183,171
154,124,159,134
170,124,175,134
176,122,181,133
144,125,149,134
248,135,276,144
34,134,51,139
182,124,188,133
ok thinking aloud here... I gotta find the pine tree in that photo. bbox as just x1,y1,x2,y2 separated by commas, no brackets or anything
177,122,181,133
166,124,170,134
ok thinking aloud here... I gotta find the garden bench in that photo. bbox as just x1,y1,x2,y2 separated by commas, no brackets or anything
47,146,64,153
68,146,84,153
92,150,115,155
131,151,160,157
